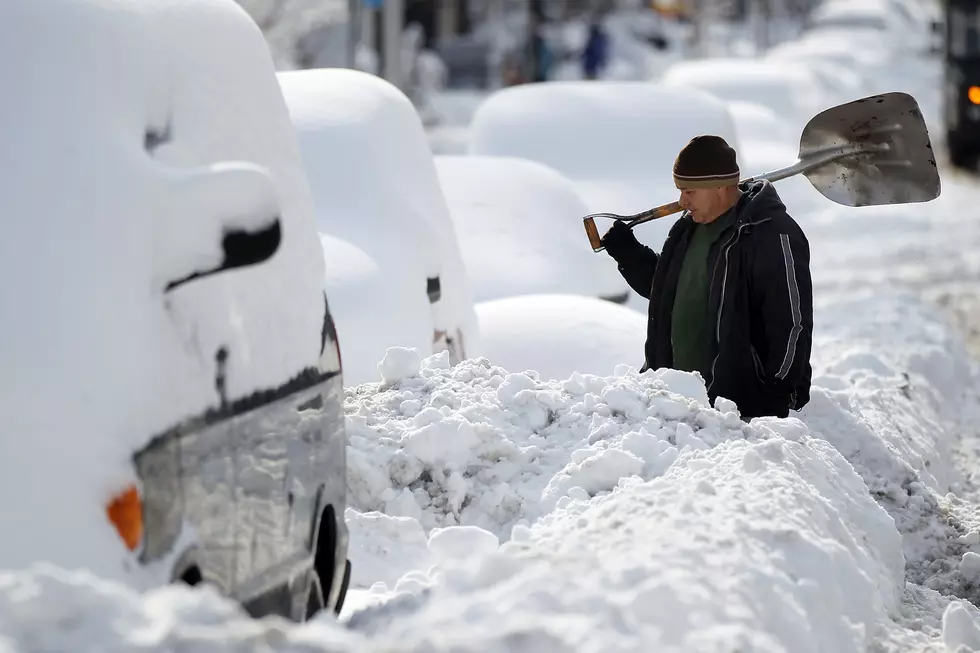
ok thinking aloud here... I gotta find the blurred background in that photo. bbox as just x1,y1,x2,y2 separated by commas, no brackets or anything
235,0,943,127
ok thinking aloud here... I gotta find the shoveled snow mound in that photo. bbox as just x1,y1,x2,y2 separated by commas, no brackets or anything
474,294,647,380
351,436,906,653
4,294,980,649
0,0,327,583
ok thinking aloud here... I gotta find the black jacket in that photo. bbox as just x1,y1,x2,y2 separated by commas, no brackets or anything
609,180,813,419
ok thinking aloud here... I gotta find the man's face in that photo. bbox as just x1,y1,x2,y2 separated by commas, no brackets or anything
678,187,730,224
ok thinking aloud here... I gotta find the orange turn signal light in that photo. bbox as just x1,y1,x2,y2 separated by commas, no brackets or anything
968,86,980,105
106,484,143,551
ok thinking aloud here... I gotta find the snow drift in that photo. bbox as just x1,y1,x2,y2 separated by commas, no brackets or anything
4,289,980,650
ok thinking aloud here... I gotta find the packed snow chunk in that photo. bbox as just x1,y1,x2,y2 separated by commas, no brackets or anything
0,0,329,583
475,294,647,380
961,552,980,584
0,565,363,652
434,155,628,303
279,68,481,377
540,447,645,512
468,81,739,252
344,354,746,538
376,438,906,652
943,600,980,653
346,509,434,590
379,347,423,386
404,419,481,470
428,526,501,563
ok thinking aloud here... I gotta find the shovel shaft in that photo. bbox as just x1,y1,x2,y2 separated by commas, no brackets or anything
583,200,682,252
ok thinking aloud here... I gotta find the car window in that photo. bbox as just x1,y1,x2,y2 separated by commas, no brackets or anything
949,5,980,58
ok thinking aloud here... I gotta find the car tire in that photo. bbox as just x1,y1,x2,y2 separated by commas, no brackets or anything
334,559,352,615
305,559,352,619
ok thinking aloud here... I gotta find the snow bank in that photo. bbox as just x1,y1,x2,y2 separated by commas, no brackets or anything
801,290,980,606
433,155,628,303
279,68,481,375
4,289,980,650
336,290,980,649
467,82,740,253
0,0,326,581
353,437,906,653
474,294,647,379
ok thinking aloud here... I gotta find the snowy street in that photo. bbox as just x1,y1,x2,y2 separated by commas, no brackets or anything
6,0,980,652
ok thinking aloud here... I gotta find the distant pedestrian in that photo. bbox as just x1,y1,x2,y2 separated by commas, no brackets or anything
582,21,609,80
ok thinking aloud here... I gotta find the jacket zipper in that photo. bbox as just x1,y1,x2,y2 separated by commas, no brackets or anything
706,217,771,393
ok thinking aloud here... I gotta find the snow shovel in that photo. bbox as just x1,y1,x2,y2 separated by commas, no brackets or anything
583,91,941,252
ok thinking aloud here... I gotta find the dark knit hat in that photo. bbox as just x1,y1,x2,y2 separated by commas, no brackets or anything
673,135,740,190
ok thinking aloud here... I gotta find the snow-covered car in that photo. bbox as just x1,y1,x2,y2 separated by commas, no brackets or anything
0,0,349,621
278,68,480,382
433,155,630,304
475,294,648,380
804,0,935,54
760,46,869,107
467,81,739,310
659,58,830,136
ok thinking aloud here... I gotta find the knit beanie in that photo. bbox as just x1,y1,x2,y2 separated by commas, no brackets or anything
672,135,740,190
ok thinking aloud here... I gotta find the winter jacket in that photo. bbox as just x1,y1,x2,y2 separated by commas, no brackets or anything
606,180,813,419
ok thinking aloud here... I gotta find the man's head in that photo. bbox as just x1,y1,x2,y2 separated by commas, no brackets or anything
673,135,742,224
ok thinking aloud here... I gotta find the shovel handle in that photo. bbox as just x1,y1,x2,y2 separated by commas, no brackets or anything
583,201,683,252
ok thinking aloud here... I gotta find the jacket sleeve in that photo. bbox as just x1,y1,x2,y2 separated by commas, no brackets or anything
610,240,659,299
754,228,813,401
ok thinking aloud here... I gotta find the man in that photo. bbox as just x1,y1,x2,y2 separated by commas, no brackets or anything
601,135,813,420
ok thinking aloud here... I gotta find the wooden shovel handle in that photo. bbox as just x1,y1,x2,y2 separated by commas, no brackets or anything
583,201,683,252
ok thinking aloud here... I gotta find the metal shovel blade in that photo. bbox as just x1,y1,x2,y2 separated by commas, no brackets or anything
797,92,941,207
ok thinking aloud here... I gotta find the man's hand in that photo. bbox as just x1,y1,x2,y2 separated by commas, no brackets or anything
601,220,638,258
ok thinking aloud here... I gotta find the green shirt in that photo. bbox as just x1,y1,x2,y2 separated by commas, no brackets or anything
671,208,738,378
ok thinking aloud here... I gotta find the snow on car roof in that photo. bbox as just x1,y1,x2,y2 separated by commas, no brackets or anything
434,155,628,303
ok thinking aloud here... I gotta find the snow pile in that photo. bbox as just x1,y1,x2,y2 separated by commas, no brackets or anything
801,291,980,605
344,346,727,537
278,68,481,384
474,294,647,379
0,0,327,582
467,81,740,253
4,289,980,650
433,155,628,303
351,436,907,652
336,289,980,649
